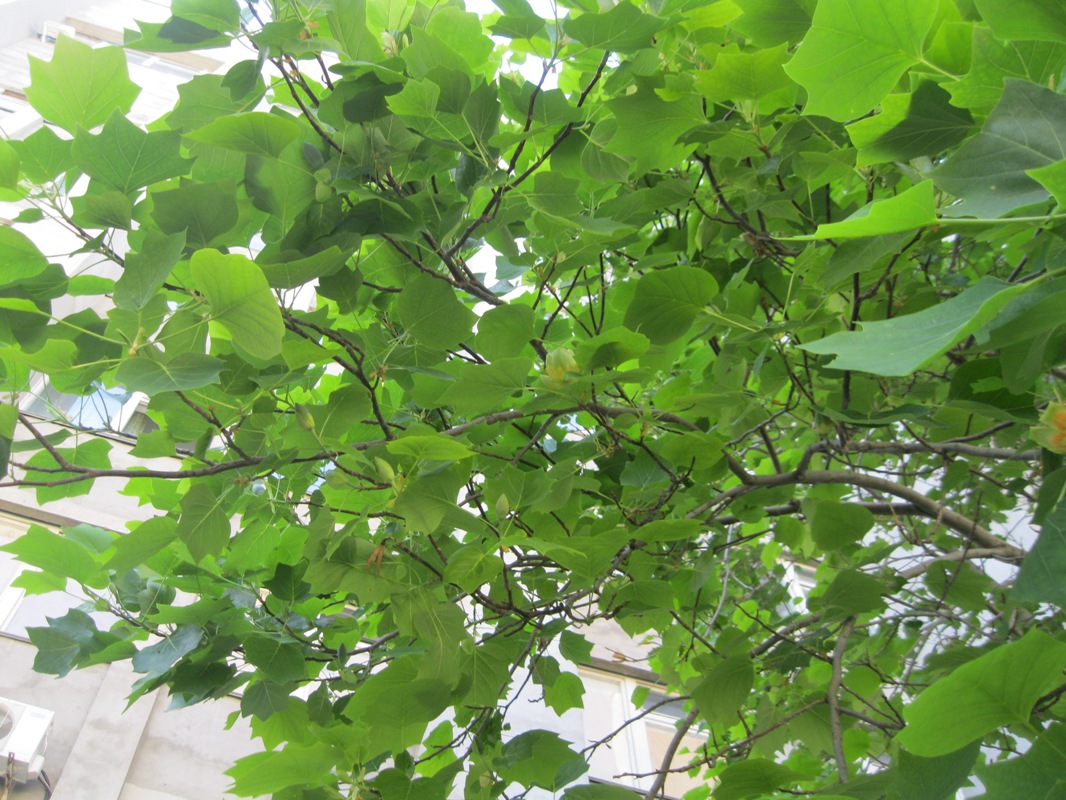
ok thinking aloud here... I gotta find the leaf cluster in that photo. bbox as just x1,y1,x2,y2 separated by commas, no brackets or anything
2,0,1066,798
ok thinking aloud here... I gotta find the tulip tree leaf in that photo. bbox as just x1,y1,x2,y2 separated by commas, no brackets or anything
847,83,974,167
1014,499,1066,607
114,231,187,311
801,278,1026,376
898,630,1066,757
623,266,718,344
977,724,1066,800
132,625,203,675
691,655,755,724
888,741,981,800
189,249,284,360
185,112,303,157
932,80,1066,218
25,36,140,133
972,0,1066,44
784,0,937,122
176,483,232,561
72,112,190,193
115,353,225,394
804,181,937,239
949,29,1066,112
395,274,477,350
0,226,49,286
562,4,664,53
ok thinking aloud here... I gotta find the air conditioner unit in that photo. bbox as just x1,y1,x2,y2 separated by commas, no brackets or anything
0,697,53,784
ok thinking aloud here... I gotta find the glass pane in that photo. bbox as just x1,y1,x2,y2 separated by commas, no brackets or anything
645,719,709,798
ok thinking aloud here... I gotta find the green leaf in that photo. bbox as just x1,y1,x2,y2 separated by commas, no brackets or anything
784,0,936,121
443,545,502,591
257,247,348,289
27,438,113,504
172,0,240,32
440,358,529,415
10,126,75,183
731,0,812,46
392,468,467,535
106,517,177,576
801,278,1026,376
0,140,19,190
1027,159,1066,208
575,329,649,371
71,187,133,230
150,181,239,249
802,181,937,240
328,0,384,61
132,624,203,675
185,112,302,157
559,631,594,665
635,518,702,543
563,786,641,800
240,680,292,720
804,499,875,550
1014,498,1066,607
972,0,1066,44
127,17,231,52
245,141,317,225
697,44,793,105
606,88,705,175
949,30,1066,112
0,523,102,587
345,662,452,756
0,404,15,478
190,249,284,360
176,483,231,561
27,622,84,677
166,73,265,131
387,435,474,462
898,630,1066,756
888,741,981,800
847,83,974,167
72,112,190,193
978,724,1066,800
115,353,225,394
496,730,588,791
691,655,754,724
562,3,664,53
25,36,140,133
0,226,49,287
226,742,339,796
813,569,888,615
395,274,477,350
714,759,798,800
623,266,718,344
932,80,1066,218
244,637,305,684
475,304,535,361
114,231,187,311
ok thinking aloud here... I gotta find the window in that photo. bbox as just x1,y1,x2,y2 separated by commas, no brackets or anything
22,381,157,437
0,514,90,639
581,670,708,798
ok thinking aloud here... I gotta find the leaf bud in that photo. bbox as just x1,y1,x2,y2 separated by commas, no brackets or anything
294,403,316,432
374,456,396,484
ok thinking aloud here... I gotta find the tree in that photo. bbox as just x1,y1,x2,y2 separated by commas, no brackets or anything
2,0,1066,796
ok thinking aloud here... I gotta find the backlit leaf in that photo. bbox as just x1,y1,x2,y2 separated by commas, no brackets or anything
190,249,284,360
784,0,936,121
25,36,139,133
